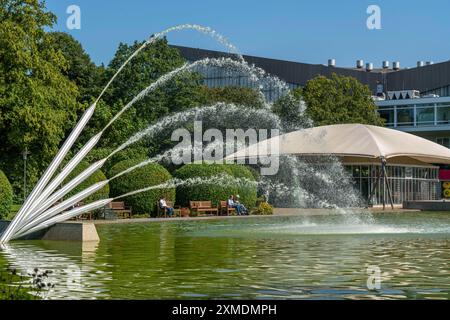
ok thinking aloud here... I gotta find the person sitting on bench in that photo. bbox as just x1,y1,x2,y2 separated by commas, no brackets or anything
159,197,174,216
234,195,248,215
227,195,245,215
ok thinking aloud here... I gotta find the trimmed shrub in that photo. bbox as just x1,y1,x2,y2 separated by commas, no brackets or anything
64,161,109,204
109,159,175,215
173,163,257,208
251,202,273,215
0,170,13,220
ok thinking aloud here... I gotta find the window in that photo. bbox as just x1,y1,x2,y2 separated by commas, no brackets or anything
437,105,450,124
416,106,434,126
378,108,395,126
397,107,414,126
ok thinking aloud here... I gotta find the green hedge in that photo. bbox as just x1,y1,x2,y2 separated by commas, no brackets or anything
173,163,257,209
0,170,13,220
109,159,175,215
64,161,109,204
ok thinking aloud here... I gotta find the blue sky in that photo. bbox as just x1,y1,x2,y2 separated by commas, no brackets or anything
46,0,450,68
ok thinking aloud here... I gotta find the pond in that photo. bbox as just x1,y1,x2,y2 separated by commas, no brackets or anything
0,211,449,300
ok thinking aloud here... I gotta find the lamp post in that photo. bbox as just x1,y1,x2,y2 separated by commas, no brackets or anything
22,147,30,202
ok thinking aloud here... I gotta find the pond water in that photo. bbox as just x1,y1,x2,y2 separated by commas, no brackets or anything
0,211,449,300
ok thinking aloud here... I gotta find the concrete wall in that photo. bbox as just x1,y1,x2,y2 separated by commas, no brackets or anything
0,221,99,242
403,200,450,211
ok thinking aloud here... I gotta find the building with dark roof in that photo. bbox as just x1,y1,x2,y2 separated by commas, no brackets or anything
173,45,450,97
173,45,450,148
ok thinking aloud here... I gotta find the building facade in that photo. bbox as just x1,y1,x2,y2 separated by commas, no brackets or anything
174,45,450,99
173,45,449,202
377,96,450,147
345,163,439,205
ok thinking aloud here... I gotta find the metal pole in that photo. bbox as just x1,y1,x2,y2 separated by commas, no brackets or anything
367,165,381,207
381,158,387,210
382,158,395,209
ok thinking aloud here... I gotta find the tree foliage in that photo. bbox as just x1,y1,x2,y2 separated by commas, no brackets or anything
272,90,312,131
202,86,265,109
0,169,13,219
300,74,384,126
0,0,81,197
47,31,105,104
86,39,207,150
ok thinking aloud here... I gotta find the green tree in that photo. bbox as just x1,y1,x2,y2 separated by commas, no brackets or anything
300,74,384,126
0,0,81,198
47,31,105,104
0,169,13,219
89,38,207,150
272,89,312,131
202,86,265,109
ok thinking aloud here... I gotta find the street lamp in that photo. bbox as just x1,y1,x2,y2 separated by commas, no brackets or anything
22,147,30,202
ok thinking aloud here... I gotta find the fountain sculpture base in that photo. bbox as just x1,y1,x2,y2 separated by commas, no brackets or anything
0,221,100,242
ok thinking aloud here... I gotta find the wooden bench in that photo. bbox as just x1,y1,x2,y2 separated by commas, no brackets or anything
219,200,236,216
105,201,132,219
156,201,181,218
71,202,93,220
190,201,218,216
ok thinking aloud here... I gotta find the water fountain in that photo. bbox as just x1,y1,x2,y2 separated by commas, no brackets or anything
0,24,357,243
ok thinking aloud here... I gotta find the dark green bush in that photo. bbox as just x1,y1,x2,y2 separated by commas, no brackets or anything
109,159,175,215
0,170,13,220
64,161,109,204
173,163,257,208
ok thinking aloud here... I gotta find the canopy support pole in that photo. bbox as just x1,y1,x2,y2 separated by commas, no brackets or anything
367,167,381,208
381,157,394,210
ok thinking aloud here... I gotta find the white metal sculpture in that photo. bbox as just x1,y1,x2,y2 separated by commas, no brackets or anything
0,24,244,243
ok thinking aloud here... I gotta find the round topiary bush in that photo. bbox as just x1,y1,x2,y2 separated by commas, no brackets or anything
0,170,13,220
64,161,109,204
173,163,257,209
109,159,175,215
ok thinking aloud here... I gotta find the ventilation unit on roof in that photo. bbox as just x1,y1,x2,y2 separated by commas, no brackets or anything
387,90,421,100
393,61,400,70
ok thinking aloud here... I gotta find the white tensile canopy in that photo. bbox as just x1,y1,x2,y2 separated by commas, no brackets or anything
225,124,450,164
225,124,450,209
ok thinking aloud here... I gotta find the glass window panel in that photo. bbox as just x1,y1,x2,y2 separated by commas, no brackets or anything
416,106,434,126
378,108,395,126
361,166,369,177
353,166,360,178
397,107,414,126
437,105,450,124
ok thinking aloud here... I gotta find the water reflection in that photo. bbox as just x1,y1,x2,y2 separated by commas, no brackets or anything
0,240,111,299
0,213,449,300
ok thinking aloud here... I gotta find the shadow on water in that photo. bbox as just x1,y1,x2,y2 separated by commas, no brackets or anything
0,212,449,300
